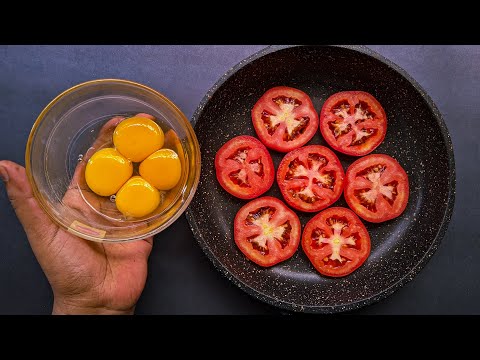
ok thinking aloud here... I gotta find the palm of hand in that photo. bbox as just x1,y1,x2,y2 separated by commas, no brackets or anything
45,115,154,313
1,115,154,314
45,228,152,314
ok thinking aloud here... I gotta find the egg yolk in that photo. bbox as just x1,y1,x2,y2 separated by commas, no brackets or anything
139,149,182,191
85,148,133,197
113,117,165,162
115,176,161,218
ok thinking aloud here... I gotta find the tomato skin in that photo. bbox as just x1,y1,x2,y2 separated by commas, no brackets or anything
319,91,387,156
302,207,371,277
234,196,301,267
251,86,319,152
215,135,275,200
344,154,409,223
276,145,345,212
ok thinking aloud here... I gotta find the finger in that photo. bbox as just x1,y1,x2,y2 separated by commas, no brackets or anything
134,113,155,120
69,116,125,190
143,237,153,246
91,116,125,153
0,160,58,245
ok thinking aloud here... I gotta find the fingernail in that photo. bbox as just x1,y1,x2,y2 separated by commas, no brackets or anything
0,165,9,183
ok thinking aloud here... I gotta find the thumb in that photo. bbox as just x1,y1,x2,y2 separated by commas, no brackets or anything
0,160,58,244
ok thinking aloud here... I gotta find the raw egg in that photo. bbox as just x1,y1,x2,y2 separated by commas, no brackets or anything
115,176,161,218
113,117,164,162
85,148,133,197
139,149,182,190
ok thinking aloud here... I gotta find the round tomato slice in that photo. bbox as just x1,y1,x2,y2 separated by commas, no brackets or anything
234,196,301,267
277,145,345,212
320,91,387,156
215,135,275,199
344,154,409,223
302,207,371,277
251,86,319,152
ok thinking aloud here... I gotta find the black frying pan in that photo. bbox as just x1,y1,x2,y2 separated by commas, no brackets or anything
186,45,455,313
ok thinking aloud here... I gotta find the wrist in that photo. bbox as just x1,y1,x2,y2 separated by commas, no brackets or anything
52,297,135,315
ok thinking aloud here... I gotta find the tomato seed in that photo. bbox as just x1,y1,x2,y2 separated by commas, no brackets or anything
332,101,351,118
285,158,308,180
382,180,398,205
261,110,280,136
275,221,292,249
350,128,377,146
247,236,269,255
357,164,386,179
245,206,275,225
354,189,377,212
283,117,309,142
311,228,327,249
354,101,375,122
329,121,352,138
248,159,264,177
227,147,250,163
229,169,250,188
272,95,302,107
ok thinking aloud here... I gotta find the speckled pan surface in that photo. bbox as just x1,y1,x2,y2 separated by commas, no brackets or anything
186,45,456,313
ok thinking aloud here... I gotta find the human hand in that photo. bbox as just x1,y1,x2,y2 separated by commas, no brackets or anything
0,115,154,315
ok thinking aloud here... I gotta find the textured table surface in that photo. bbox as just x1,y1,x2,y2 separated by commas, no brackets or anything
0,45,478,314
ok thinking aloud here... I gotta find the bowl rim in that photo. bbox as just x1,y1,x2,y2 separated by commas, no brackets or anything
26,78,201,242
186,45,456,313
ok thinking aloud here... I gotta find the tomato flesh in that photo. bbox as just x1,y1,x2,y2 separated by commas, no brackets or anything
234,196,301,267
302,207,371,277
252,86,319,152
277,145,345,212
215,135,275,199
344,154,409,223
320,91,387,156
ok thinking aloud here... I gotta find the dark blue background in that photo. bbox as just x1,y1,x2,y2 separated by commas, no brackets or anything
0,45,478,314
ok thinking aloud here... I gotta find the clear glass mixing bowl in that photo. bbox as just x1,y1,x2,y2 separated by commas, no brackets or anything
26,79,201,242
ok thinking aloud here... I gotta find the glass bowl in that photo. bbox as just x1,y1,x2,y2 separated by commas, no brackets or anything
26,79,201,242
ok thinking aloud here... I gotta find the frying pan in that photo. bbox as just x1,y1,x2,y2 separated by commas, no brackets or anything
186,45,455,313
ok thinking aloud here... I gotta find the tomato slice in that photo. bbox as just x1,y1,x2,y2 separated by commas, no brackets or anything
344,154,409,223
251,86,319,152
277,145,345,212
319,91,387,156
302,207,371,277
215,135,275,199
234,196,301,267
